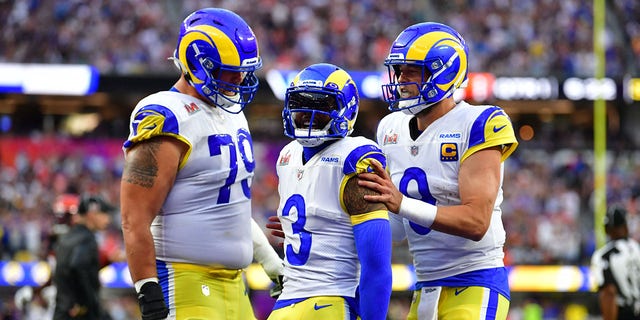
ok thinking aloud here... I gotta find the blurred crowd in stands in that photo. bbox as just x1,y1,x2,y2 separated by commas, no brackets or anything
1,0,639,78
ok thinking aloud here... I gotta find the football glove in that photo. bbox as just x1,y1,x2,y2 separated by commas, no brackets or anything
137,282,169,320
269,275,284,299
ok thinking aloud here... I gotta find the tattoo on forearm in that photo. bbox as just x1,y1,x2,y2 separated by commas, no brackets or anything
123,140,161,188
344,176,386,215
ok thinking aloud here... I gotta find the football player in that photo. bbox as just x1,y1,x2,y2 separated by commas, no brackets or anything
267,63,392,320
120,8,282,320
358,22,518,319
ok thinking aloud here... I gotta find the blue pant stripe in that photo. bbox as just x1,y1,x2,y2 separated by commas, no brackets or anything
156,260,169,306
485,289,499,320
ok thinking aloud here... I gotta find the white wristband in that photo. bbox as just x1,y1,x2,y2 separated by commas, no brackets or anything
398,196,437,228
134,277,159,293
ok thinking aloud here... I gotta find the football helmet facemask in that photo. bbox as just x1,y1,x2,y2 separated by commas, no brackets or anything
172,8,262,113
283,63,359,147
382,22,469,115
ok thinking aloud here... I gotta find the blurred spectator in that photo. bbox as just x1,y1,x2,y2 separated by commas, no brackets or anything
1,0,637,77
53,195,116,320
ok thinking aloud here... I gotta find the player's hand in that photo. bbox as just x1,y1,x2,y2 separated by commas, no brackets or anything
266,215,285,243
137,282,169,320
269,275,284,299
357,159,403,213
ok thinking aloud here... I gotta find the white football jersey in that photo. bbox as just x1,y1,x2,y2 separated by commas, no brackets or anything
377,101,518,281
275,136,385,300
124,90,254,268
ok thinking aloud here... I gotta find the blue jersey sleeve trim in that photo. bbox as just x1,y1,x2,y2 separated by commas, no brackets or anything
134,104,180,135
124,104,180,149
468,106,501,148
343,144,386,175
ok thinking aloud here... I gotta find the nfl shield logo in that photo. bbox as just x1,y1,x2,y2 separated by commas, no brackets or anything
410,146,419,156
297,169,304,180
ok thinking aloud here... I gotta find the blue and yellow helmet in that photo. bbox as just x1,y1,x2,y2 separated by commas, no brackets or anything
283,63,359,147
382,22,469,114
173,8,262,113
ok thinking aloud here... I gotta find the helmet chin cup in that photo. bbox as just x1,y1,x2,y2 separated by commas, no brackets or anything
294,130,329,147
297,139,324,147
214,93,243,114
398,98,432,115
401,103,432,115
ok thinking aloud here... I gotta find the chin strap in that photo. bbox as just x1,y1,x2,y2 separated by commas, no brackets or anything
169,55,188,75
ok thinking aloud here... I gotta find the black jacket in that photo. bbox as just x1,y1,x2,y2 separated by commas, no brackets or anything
52,224,107,320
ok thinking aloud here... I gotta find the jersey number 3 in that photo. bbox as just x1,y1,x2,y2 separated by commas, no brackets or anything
282,194,312,266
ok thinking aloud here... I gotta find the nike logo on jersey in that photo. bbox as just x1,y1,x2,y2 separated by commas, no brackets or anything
493,125,506,133
454,287,469,296
314,303,332,310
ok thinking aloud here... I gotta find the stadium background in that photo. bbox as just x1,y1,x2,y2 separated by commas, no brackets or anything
1,0,640,319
